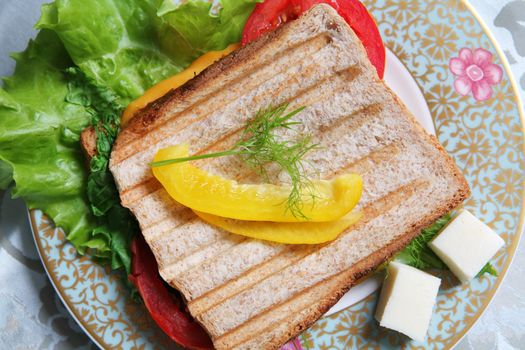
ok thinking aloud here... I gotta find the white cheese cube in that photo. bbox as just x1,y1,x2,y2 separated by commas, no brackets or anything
428,210,504,283
375,262,441,342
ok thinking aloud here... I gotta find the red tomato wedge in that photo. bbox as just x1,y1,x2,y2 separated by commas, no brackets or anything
129,235,213,350
241,0,385,78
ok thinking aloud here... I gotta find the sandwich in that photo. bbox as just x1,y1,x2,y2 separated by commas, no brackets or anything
109,4,469,349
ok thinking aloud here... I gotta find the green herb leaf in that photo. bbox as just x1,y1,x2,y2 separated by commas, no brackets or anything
395,214,452,270
150,149,240,167
65,67,138,274
238,105,319,219
477,262,498,277
151,104,319,219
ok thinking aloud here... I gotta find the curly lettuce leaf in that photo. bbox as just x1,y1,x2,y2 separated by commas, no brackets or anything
35,0,257,106
0,162,12,189
0,30,95,249
0,30,136,275
36,0,189,105
65,67,138,273
158,0,260,53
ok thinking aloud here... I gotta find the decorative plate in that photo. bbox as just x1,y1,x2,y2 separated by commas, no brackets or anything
30,0,525,349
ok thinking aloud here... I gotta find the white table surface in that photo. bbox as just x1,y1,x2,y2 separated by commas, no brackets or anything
0,0,524,349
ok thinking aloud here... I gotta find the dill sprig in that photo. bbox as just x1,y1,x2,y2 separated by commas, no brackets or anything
151,104,319,219
395,214,452,270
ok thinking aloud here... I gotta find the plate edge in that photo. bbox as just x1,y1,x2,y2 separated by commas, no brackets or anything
27,208,105,350
445,1,525,349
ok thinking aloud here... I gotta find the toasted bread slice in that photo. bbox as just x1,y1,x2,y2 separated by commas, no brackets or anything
110,5,469,349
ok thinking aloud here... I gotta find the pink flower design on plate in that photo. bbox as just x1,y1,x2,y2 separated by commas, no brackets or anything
280,338,303,350
449,48,503,101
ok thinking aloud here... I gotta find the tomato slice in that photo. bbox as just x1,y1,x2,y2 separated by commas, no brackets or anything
129,234,213,350
241,0,385,78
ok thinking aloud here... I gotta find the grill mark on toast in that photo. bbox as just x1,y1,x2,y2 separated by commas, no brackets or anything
188,245,314,316
283,66,362,113
172,238,274,283
150,217,218,264
319,103,382,134
141,208,195,240
113,34,332,164
217,290,319,349
158,225,237,271
328,142,401,179
145,213,197,241
169,241,287,301
216,298,319,349
209,179,429,340
360,179,428,217
120,177,162,205
134,197,189,228
142,214,182,239
160,235,246,279
149,218,233,266
119,64,362,204
196,129,243,159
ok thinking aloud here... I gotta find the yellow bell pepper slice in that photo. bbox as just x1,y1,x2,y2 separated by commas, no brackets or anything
152,144,363,222
122,43,240,125
194,210,362,244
